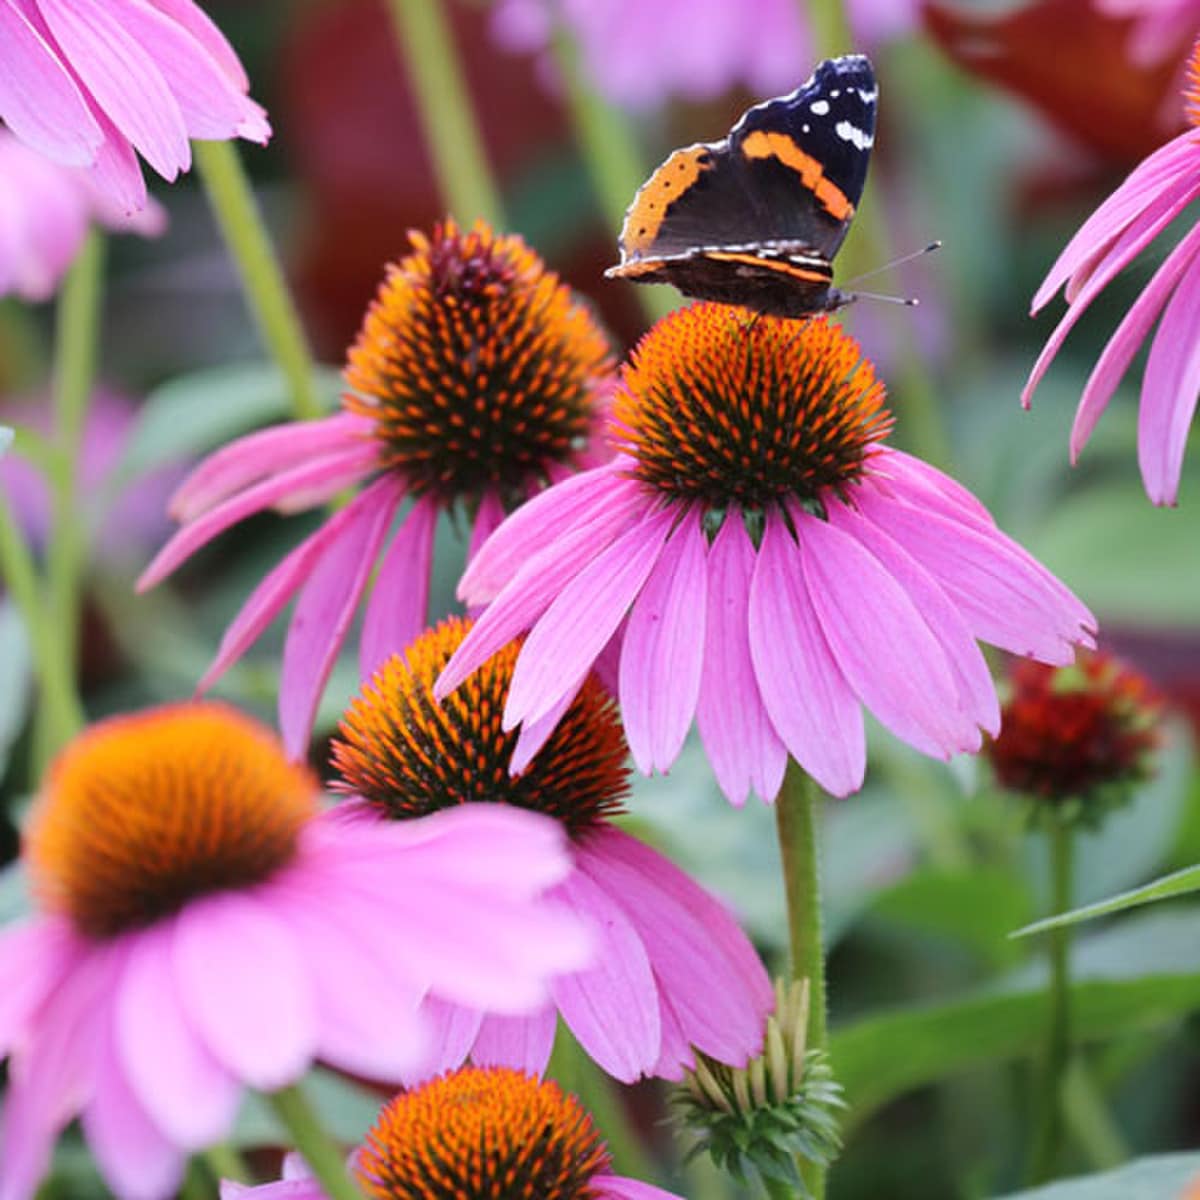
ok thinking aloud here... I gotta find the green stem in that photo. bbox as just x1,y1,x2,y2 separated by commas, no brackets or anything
804,0,854,58
1030,820,1074,1183
1061,1058,1129,1171
267,1084,365,1200
384,0,504,227
180,1159,211,1200
194,139,322,422
775,760,827,1199
549,28,674,326
203,1142,253,1186
34,231,104,773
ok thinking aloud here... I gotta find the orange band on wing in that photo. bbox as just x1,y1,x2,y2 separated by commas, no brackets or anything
619,145,714,257
739,130,854,221
702,251,831,284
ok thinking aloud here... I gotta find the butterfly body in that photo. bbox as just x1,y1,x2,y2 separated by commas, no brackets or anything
606,55,877,318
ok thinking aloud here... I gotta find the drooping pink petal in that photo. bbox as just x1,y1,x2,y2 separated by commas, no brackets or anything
359,496,437,679
278,479,402,758
830,503,999,737
173,892,318,1091
747,512,864,797
114,921,239,1150
145,0,249,88
467,487,506,565
1072,221,1200,461
37,0,191,180
865,447,995,530
1139,252,1200,505
579,827,770,1072
471,1007,558,1077
0,919,73,1056
1032,132,1200,311
0,1,102,166
397,995,482,1086
457,464,644,605
695,515,787,807
796,508,975,758
85,104,147,216
619,514,707,775
221,1182,320,1200
137,441,379,590
547,865,660,1082
82,1003,182,1200
197,479,401,693
505,505,676,729
169,413,371,522
593,1177,683,1200
510,670,587,775
1023,170,1200,407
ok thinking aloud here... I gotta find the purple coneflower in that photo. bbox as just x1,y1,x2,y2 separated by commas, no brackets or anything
221,1066,681,1200
138,220,616,758
437,305,1096,804
0,703,587,1200
330,616,772,1084
0,0,269,214
1025,38,1200,505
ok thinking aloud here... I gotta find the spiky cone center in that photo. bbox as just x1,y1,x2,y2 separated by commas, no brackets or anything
1187,37,1200,127
343,218,615,504
331,617,628,838
26,703,318,939
611,304,892,514
353,1067,610,1200
985,651,1163,817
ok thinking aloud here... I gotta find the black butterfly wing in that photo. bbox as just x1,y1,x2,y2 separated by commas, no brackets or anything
613,55,876,269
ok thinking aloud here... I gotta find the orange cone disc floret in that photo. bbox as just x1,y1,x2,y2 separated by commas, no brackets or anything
343,219,615,504
612,304,891,511
354,1067,611,1200
331,617,628,839
27,703,318,939
1187,37,1200,127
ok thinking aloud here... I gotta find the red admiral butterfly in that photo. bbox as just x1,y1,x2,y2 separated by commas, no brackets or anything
606,55,877,318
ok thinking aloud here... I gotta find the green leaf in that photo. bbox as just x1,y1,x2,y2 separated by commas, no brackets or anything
118,361,343,480
1014,863,1200,937
0,599,32,777
833,973,1200,1131
993,1151,1200,1198
234,1069,382,1148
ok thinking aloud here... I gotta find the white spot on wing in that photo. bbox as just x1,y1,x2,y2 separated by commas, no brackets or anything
835,121,873,150
857,87,879,103
810,99,830,115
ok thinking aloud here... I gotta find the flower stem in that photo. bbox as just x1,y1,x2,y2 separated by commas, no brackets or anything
267,1083,365,1200
34,230,104,773
775,759,827,1198
203,1142,253,1186
804,0,854,57
1030,819,1074,1183
194,139,322,422
549,28,674,326
384,0,504,227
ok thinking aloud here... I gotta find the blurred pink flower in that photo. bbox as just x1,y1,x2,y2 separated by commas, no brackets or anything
1024,40,1200,505
436,307,1096,804
0,129,164,301
1098,0,1200,63
0,0,269,214
0,703,587,1200
332,618,772,1085
138,221,616,758
491,0,917,110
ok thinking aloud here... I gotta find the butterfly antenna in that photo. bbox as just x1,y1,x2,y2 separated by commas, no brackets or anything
848,289,920,307
841,240,942,288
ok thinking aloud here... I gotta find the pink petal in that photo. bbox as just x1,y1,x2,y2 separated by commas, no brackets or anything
37,0,190,180
796,508,975,758
619,515,707,775
196,480,399,692
747,512,864,797
505,505,676,729
221,1183,320,1200
397,995,482,1086
169,413,369,522
580,827,770,1072
695,515,787,807
457,464,644,605
509,671,586,776
471,1007,558,1077
0,1,102,165
1023,170,1200,407
864,448,994,530
0,919,73,1056
84,105,147,215
359,496,437,679
145,0,249,88
1140,245,1200,505
1072,220,1200,461
173,892,318,1091
114,922,239,1150
830,503,999,737
467,488,506,565
547,865,660,1082
594,1177,683,1200
83,1005,182,1200
137,442,378,590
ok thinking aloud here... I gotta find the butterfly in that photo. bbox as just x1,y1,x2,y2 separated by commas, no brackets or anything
606,55,877,318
